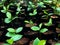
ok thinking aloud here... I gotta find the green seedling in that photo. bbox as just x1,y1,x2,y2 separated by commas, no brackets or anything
33,38,46,45
29,9,37,16
37,2,46,8
31,23,48,33
24,20,34,26
6,27,23,44
44,18,52,26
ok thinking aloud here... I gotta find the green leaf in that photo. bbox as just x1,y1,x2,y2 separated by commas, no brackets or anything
6,39,14,44
38,2,46,7
3,6,6,10
55,43,60,45
31,26,40,31
4,18,11,23
6,32,16,37
29,13,34,16
11,34,23,41
38,40,46,45
3,43,10,45
33,9,37,15
1,10,6,13
45,18,52,26
16,27,23,33
7,28,15,33
24,20,29,23
39,23,42,29
6,12,12,19
40,28,48,33
17,7,21,11
33,38,40,45
30,20,34,24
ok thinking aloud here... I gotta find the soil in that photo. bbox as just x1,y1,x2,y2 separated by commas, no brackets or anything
0,3,60,45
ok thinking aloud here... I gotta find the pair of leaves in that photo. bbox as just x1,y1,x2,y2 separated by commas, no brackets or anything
7,27,23,33
37,2,46,8
29,9,37,16
33,38,46,45
44,18,52,26
6,27,23,44
31,23,48,33
6,34,23,44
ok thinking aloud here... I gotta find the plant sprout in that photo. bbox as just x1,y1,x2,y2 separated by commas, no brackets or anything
31,23,48,33
6,27,23,44
29,9,37,16
33,38,46,45
44,18,52,26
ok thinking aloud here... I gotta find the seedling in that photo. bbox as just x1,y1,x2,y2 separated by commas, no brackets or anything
33,38,46,45
29,9,37,16
5,27,23,44
24,20,34,26
31,23,48,33
44,18,52,26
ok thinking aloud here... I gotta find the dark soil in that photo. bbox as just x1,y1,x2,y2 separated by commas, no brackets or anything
0,4,60,45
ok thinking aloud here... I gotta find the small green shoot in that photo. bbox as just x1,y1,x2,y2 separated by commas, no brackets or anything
44,18,52,26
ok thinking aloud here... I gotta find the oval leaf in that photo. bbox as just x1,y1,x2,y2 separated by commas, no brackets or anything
6,39,14,44
6,32,16,37
40,28,48,33
38,40,46,45
31,26,40,31
16,27,23,33
7,28,15,33
6,12,12,19
4,18,11,23
11,34,23,41
33,38,40,45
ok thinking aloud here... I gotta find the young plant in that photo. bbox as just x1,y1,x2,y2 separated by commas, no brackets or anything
31,23,48,33
29,9,37,16
5,27,23,44
44,18,52,26
33,38,46,45
24,20,34,26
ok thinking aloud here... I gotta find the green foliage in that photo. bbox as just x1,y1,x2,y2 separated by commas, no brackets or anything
29,9,37,16
33,38,46,45
40,28,48,33
33,38,40,45
16,27,23,33
38,40,46,45
37,2,46,8
31,26,40,31
39,23,43,29
6,27,23,44
7,28,16,33
4,18,11,23
11,34,23,41
6,12,12,19
6,39,14,44
44,18,52,26
55,43,60,45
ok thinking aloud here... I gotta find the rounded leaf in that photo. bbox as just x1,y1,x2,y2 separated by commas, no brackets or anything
4,18,11,23
11,34,23,41
7,28,15,33
16,27,23,33
38,40,46,45
6,12,12,19
40,28,48,33
6,32,16,37
33,38,40,45
31,26,40,31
